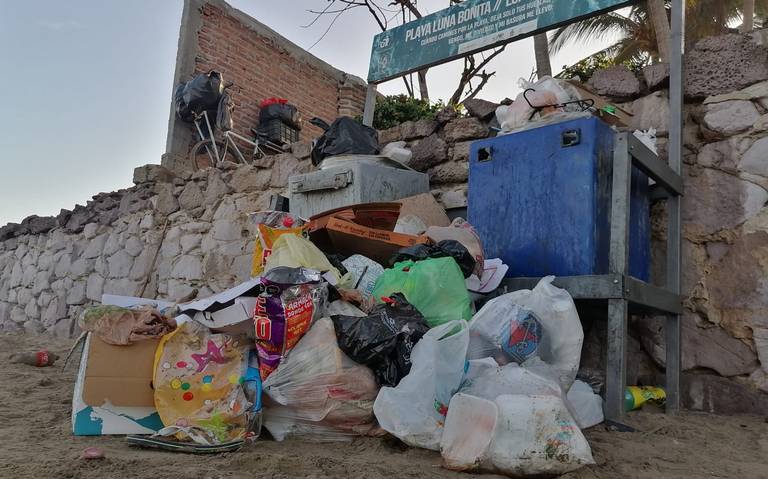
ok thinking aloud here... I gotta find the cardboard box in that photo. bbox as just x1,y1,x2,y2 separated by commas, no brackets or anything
397,193,451,228
565,80,634,128
309,202,431,265
72,295,173,436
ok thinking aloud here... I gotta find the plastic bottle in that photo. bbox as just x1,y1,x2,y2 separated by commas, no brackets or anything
9,350,59,367
624,386,666,411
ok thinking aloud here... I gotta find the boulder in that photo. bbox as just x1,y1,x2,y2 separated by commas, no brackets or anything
629,91,669,134
642,63,669,91
203,169,232,206
685,30,768,98
428,162,469,184
20,215,57,235
443,117,489,142
227,165,271,193
378,125,402,144
463,98,498,121
269,153,306,188
739,137,768,178
435,106,459,123
449,141,472,163
154,183,179,216
133,164,174,184
638,314,758,377
587,65,641,99
702,100,760,136
178,182,205,210
681,373,768,415
290,140,313,160
400,119,439,140
408,134,448,171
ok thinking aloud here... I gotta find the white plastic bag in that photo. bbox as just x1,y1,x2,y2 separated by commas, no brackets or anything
566,380,604,429
373,320,469,450
498,276,583,389
495,76,575,132
467,299,543,365
460,362,565,401
263,318,379,441
440,393,498,471
490,394,594,476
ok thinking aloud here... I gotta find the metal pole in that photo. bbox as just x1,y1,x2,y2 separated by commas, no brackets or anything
665,0,685,415
362,83,378,126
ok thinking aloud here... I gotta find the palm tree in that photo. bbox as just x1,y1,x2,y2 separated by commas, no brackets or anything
742,0,755,31
534,33,553,78
549,0,756,66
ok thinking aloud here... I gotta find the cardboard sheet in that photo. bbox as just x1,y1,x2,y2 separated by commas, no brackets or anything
566,80,634,127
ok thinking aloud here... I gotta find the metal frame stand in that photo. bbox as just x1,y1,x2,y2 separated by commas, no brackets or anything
502,133,684,421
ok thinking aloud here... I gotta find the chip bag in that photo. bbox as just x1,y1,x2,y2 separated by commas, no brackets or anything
254,267,328,381
153,321,252,444
251,224,306,277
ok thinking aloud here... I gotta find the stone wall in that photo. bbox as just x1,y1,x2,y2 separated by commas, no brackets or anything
2,30,768,414
164,0,368,170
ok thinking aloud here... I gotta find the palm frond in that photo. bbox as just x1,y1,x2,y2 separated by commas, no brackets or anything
548,12,638,55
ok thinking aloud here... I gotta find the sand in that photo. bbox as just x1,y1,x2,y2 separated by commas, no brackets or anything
1,332,767,479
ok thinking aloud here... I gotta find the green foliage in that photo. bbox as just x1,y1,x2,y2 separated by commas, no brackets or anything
555,51,647,82
372,94,444,130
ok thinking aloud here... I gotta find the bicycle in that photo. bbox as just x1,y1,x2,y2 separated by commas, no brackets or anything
188,84,285,170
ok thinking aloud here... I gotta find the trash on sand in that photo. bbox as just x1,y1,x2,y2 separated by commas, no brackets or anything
81,447,105,460
9,350,59,367
78,305,176,346
625,385,666,411
374,320,469,451
372,258,472,327
332,293,429,387
263,318,379,441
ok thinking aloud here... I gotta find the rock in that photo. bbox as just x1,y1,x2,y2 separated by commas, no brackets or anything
82,234,108,259
704,80,768,107
638,314,758,377
462,98,498,121
642,63,669,91
428,162,469,184
251,153,276,169
9,306,25,324
269,153,306,188
685,32,768,98
378,125,401,144
228,165,271,193
682,166,768,236
449,141,472,163
171,255,203,281
702,100,760,136
180,234,202,253
31,270,51,295
52,316,76,339
400,119,439,140
82,223,99,240
587,65,641,99
24,300,39,320
154,183,179,215
139,213,154,230
211,219,242,242
290,140,313,160
629,91,669,134
443,117,489,142
167,279,197,301
178,182,205,210
696,139,738,170
103,278,140,297
204,170,232,206
407,134,448,171
66,280,87,305
69,258,92,277
125,237,144,257
23,320,44,335
20,215,57,235
86,274,105,301
681,373,768,415
436,187,468,209
107,250,134,278
133,164,174,184
53,254,71,278
435,106,458,123
739,137,768,178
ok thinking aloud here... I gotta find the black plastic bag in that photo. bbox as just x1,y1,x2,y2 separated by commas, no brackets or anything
389,240,476,278
331,293,429,387
259,103,302,130
310,117,380,166
174,71,224,123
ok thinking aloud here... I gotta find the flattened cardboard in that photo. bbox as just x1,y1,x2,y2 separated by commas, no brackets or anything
83,336,159,407
565,80,633,127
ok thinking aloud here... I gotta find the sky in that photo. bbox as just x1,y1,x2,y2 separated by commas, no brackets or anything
0,0,613,226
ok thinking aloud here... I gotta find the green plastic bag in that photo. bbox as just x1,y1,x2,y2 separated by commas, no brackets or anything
371,258,471,327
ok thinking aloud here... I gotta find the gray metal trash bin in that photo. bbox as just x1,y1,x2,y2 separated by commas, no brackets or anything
288,155,429,219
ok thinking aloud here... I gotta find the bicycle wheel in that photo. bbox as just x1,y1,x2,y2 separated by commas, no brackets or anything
189,139,225,170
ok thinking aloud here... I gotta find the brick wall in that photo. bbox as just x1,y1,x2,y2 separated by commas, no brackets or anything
165,0,367,170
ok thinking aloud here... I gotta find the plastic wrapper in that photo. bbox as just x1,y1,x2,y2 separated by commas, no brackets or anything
153,321,252,444
467,300,543,365
489,276,583,390
373,320,469,451
310,117,380,166
341,254,384,305
251,224,306,278
264,234,342,283
390,240,476,279
426,218,485,277
262,318,379,441
566,380,604,429
371,258,472,327
332,293,429,387
78,305,176,346
255,267,328,380
174,71,224,123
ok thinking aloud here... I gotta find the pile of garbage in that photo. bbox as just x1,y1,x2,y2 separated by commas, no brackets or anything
67,192,608,476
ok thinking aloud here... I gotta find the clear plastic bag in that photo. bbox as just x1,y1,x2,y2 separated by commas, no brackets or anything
373,320,469,451
495,76,579,132
566,379,604,429
491,276,583,389
262,318,379,441
459,362,565,401
467,301,543,365
489,394,594,476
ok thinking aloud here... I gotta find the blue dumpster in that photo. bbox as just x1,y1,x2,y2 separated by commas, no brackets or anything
468,116,650,281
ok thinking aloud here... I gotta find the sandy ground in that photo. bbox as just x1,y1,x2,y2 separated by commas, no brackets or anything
1,333,767,479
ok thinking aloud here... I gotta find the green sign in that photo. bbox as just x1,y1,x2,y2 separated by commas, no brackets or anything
368,0,633,83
